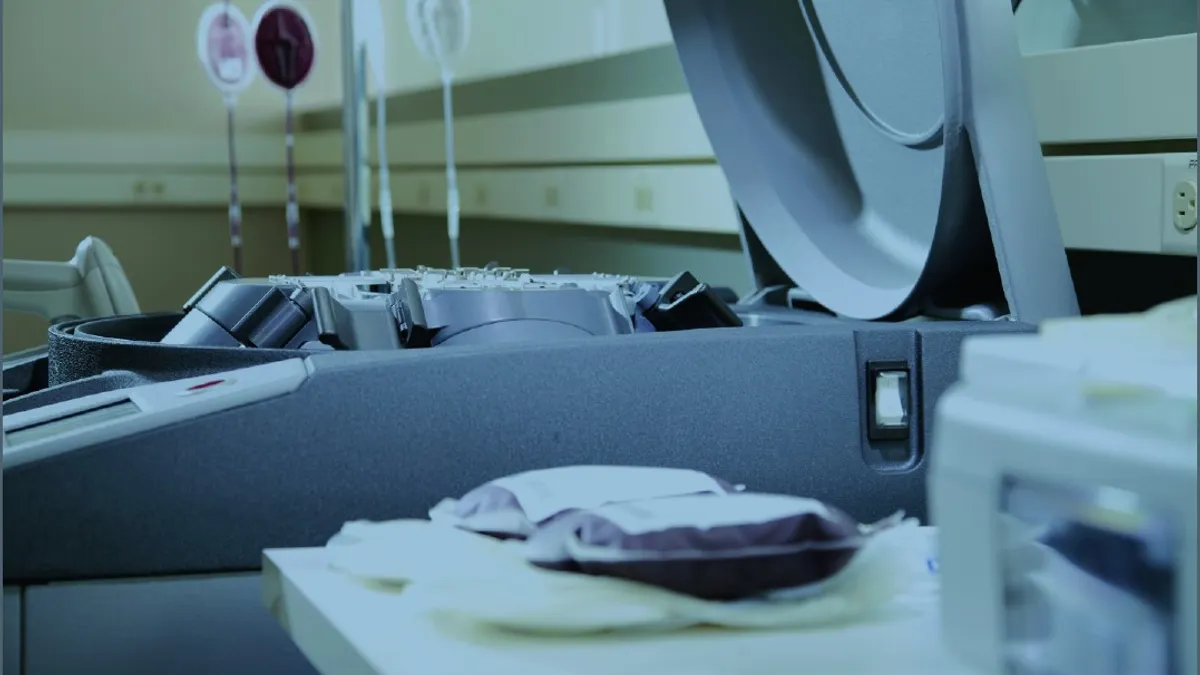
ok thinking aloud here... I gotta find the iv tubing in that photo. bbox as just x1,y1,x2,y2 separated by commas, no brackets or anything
419,0,463,270
284,90,302,275
219,1,244,274
376,91,397,269
224,97,244,274
441,69,461,269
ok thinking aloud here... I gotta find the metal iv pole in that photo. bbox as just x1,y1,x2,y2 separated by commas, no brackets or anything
339,0,372,272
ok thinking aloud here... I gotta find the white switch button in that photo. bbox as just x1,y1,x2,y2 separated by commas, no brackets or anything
874,371,908,428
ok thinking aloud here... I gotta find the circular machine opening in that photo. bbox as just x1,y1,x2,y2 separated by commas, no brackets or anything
668,0,977,319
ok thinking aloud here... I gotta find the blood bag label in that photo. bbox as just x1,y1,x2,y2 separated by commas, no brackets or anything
197,3,257,97
491,466,728,524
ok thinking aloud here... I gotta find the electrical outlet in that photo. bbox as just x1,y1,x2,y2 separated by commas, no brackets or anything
1171,180,1196,232
544,186,559,207
417,183,431,207
1162,155,1198,254
474,184,488,207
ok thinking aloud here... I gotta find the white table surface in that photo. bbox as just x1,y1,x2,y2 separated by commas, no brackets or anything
263,547,973,675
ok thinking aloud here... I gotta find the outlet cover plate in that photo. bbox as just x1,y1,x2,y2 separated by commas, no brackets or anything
1162,154,1198,255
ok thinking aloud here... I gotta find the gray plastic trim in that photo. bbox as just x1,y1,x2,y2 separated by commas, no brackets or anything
3,359,309,468
666,0,967,319
21,575,315,675
666,0,1078,322
953,0,1080,322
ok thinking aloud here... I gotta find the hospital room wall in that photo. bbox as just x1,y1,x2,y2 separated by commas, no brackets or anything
2,0,346,133
1,0,307,350
5,0,1192,134
1,0,748,352
1,0,672,132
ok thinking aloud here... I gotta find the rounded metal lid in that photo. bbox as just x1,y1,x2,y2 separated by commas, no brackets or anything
668,0,989,320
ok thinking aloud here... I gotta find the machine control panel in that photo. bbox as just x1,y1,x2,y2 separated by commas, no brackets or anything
2,359,310,468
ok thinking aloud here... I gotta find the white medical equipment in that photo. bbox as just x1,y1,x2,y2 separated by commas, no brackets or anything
932,297,1198,675
2,237,140,326
352,0,398,270
407,0,471,269
196,1,259,274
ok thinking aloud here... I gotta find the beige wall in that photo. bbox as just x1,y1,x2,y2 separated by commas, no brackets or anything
2,0,347,134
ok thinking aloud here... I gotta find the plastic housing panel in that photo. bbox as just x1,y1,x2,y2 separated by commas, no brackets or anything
666,0,977,319
21,575,316,675
4,319,1032,583
4,589,20,675
665,0,1080,322
932,329,1196,675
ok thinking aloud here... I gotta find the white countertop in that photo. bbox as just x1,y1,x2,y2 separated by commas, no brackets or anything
263,547,973,675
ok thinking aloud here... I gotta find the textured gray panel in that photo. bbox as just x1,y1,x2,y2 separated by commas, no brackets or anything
4,587,21,675
5,321,1031,583
23,575,315,675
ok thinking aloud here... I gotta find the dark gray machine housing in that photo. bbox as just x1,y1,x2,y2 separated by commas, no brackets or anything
4,319,1030,675
5,319,1034,583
